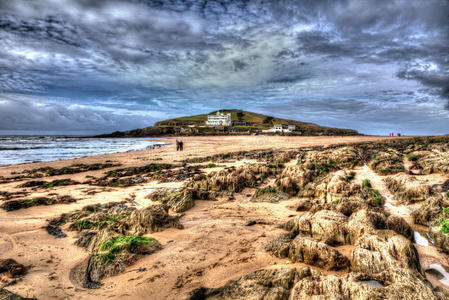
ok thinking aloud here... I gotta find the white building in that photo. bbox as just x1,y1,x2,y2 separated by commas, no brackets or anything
206,112,232,126
262,124,297,133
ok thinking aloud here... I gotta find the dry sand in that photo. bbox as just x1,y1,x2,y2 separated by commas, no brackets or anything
0,135,412,299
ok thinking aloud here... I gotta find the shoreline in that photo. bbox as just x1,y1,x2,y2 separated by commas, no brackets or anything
0,135,393,174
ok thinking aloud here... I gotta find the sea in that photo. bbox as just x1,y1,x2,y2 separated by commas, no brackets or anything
0,136,169,166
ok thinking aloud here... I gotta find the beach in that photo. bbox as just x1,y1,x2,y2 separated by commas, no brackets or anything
1,135,448,299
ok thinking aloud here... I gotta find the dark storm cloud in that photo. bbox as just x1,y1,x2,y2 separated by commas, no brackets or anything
0,0,448,134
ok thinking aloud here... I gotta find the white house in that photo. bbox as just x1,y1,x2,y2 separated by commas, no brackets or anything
205,112,232,126
262,124,297,133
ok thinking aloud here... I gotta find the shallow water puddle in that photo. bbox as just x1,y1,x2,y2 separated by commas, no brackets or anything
429,264,449,286
414,231,429,247
359,280,384,288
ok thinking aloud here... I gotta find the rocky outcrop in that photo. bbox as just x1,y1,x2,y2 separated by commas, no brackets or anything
188,267,314,300
369,150,404,174
189,266,448,300
0,289,36,300
0,258,27,277
149,188,196,212
284,210,350,246
288,235,349,270
428,224,449,254
299,146,362,171
250,189,289,203
412,194,449,226
351,233,422,275
47,202,178,287
190,164,273,194
384,174,431,204
323,170,363,204
274,166,317,196
412,145,449,175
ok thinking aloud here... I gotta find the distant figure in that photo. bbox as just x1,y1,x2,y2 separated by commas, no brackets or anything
179,140,184,151
398,133,401,137
176,139,180,151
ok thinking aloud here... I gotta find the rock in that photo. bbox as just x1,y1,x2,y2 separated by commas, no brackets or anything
386,215,414,240
187,267,308,300
190,265,446,300
46,219,67,238
0,289,36,299
384,174,431,204
190,164,272,194
274,166,316,196
336,200,370,217
250,190,289,203
265,234,293,258
284,210,350,246
347,209,386,244
288,236,349,270
0,259,27,277
124,204,181,235
290,269,441,300
290,273,385,299
414,148,449,175
325,170,363,204
149,188,195,213
351,233,422,275
412,194,449,226
428,225,449,254
369,150,404,174
293,199,312,211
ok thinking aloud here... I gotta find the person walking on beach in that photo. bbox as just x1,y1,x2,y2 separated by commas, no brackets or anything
179,139,184,151
176,139,180,151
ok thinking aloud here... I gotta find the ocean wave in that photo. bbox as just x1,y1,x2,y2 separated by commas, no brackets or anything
0,136,168,166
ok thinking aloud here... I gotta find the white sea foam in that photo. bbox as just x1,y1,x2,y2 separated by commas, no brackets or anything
0,136,168,166
414,231,429,247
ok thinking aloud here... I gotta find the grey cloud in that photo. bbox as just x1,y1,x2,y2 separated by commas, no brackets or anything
0,0,448,134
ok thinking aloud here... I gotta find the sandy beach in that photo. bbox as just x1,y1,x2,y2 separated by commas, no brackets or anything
1,135,448,300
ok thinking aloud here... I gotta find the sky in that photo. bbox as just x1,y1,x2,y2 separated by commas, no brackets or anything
0,0,448,136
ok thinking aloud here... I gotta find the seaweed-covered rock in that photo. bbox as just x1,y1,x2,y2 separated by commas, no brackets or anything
0,258,27,277
288,235,349,270
1,195,75,211
250,187,289,203
386,215,413,240
324,170,363,204
0,289,36,300
47,202,179,288
191,164,271,193
149,188,196,212
412,194,449,226
413,147,449,175
274,166,317,196
369,150,405,175
188,267,313,300
384,174,431,204
428,224,449,254
351,233,422,275
85,236,162,286
299,146,361,171
284,210,350,246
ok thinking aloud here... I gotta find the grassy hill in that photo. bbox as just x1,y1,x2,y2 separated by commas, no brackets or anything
97,109,360,137
155,110,270,126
